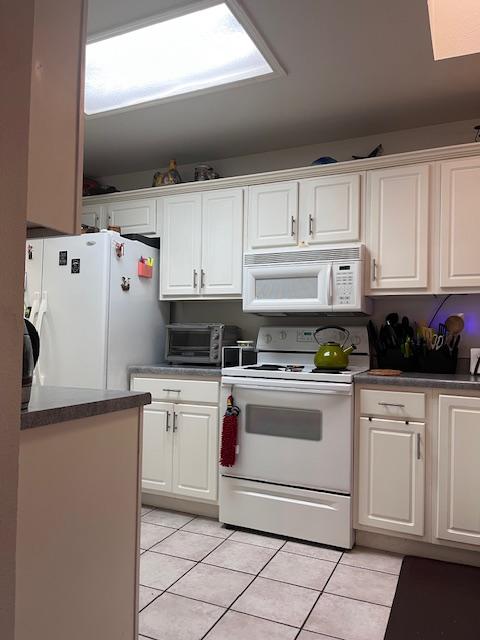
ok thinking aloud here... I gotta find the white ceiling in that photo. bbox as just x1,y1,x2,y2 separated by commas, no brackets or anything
84,0,480,177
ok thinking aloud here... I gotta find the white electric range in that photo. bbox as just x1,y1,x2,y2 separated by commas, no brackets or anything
219,325,370,549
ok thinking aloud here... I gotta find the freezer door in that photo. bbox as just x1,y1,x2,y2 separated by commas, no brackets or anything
36,234,110,388
24,240,44,318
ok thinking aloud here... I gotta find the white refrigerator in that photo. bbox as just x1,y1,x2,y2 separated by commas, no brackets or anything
25,231,169,390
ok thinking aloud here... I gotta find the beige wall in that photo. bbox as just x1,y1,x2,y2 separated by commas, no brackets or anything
0,3,34,639
97,117,480,190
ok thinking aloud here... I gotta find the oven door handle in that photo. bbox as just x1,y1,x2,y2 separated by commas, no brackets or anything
222,379,353,396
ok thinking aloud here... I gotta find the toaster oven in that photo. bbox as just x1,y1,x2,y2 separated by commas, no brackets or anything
165,323,241,365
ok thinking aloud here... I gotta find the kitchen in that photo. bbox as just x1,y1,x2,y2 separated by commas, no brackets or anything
6,1,480,640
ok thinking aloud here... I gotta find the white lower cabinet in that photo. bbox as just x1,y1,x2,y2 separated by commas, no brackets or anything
436,395,480,546
358,416,425,536
142,402,174,493
135,377,220,503
171,404,218,501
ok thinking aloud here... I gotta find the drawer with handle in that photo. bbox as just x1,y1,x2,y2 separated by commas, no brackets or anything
360,389,425,421
132,377,219,404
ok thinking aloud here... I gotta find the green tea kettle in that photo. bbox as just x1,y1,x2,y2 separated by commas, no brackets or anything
313,326,356,370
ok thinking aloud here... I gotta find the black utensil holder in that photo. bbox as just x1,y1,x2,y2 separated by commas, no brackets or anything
377,348,416,372
417,347,458,374
378,346,458,374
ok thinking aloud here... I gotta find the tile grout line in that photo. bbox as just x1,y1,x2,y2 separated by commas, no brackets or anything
293,551,345,639
197,538,290,639
321,589,394,609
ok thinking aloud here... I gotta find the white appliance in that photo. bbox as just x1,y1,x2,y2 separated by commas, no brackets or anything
242,243,371,314
25,231,169,390
220,325,370,549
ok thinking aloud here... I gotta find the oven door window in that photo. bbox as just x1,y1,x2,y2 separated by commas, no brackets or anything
246,404,322,441
168,330,210,357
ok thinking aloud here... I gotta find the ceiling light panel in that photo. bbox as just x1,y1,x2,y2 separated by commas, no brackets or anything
428,0,480,60
85,2,274,115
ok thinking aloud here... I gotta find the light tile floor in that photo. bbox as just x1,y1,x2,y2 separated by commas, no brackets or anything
138,507,402,640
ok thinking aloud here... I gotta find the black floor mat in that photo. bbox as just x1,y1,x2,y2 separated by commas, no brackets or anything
385,555,480,640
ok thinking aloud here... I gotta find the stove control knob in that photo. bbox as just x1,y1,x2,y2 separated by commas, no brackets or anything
264,333,273,344
279,330,288,340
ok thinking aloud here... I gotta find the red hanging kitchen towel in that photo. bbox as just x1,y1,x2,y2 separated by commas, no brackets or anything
220,395,240,467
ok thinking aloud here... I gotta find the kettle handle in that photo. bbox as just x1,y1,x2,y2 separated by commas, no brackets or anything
314,326,351,347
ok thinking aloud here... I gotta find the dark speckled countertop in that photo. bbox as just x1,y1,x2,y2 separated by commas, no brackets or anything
355,371,480,391
128,363,222,378
21,386,151,430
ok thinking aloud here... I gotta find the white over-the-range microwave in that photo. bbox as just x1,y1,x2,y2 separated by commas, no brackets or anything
243,243,371,314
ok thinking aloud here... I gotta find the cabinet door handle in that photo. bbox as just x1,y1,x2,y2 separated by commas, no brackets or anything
201,269,205,289
378,402,405,408
416,432,421,460
308,214,314,236
163,388,181,393
193,269,198,288
166,411,171,432
291,216,296,237
372,258,377,281
173,412,178,432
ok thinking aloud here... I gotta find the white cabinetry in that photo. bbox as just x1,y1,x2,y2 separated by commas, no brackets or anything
439,157,480,289
247,175,361,250
358,417,425,535
106,198,156,234
436,395,480,546
247,181,299,248
132,377,219,503
172,404,218,500
367,163,430,291
357,389,425,536
159,188,243,299
201,189,243,296
142,402,173,493
299,174,361,244
160,193,202,296
81,203,107,229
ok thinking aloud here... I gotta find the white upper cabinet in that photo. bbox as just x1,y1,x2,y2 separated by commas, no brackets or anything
436,395,480,546
106,198,157,234
159,188,243,299
439,157,480,289
159,193,202,297
247,176,361,251
367,164,430,291
247,181,299,249
81,203,107,229
299,174,361,244
358,416,425,536
201,189,243,296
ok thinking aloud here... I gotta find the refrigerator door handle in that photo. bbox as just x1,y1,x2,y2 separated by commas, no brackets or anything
29,291,41,328
34,292,48,385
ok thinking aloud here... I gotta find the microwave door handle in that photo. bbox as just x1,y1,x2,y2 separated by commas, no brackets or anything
327,264,333,306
